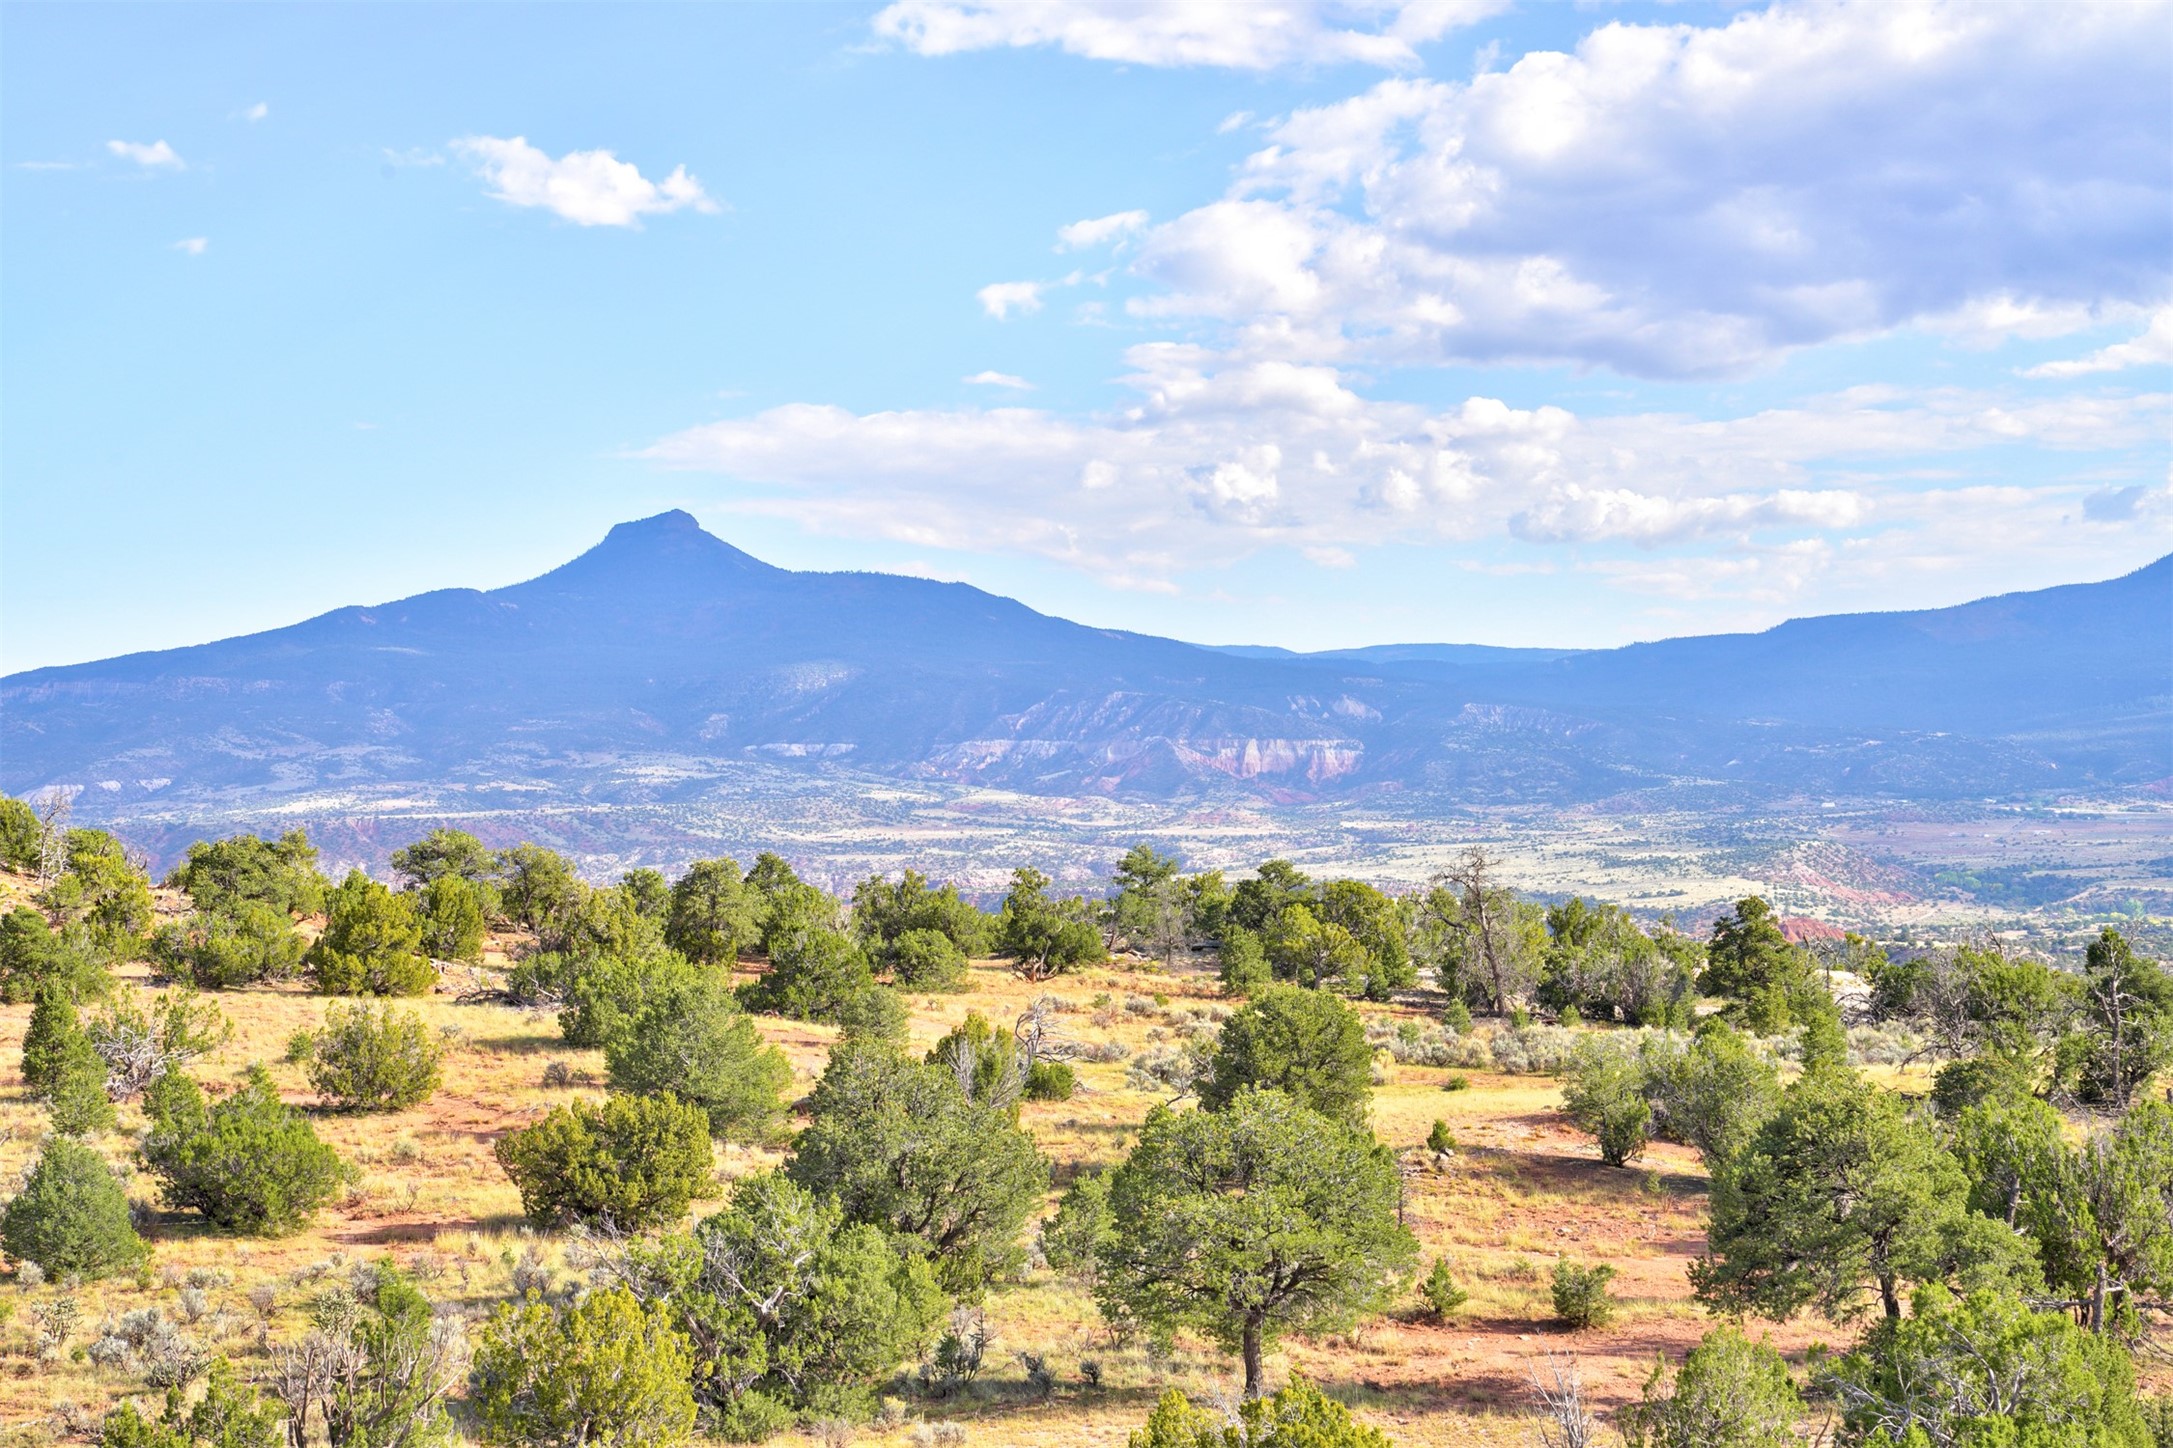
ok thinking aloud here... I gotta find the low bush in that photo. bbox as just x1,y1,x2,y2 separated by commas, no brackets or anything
1024,1060,1076,1101
1418,1258,1468,1317
605,975,791,1142
0,1136,147,1280
142,1068,347,1234
308,870,434,996
306,1001,444,1111
471,1286,696,1447
494,1092,716,1231
1488,1024,1579,1075
1559,1035,1654,1167
1426,1119,1456,1154
1619,1323,1801,1448
1551,1260,1616,1330
888,928,968,991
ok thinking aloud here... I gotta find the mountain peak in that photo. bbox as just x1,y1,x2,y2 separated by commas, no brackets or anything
511,510,785,599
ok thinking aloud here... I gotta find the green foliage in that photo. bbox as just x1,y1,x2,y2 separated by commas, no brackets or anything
0,795,39,871
1039,1172,1112,1281
0,1135,147,1279
606,974,791,1142
1418,1258,1467,1317
309,870,433,996
1834,1285,2151,1448
97,1357,284,1448
927,1011,1021,1105
1426,1119,1456,1154
853,869,989,968
786,1036,1048,1296
995,867,1106,981
389,827,502,892
833,983,910,1041
1551,1260,1616,1329
1693,1064,2037,1324
306,1000,444,1111
664,857,761,964
416,874,487,963
155,901,309,988
24,983,117,1133
1439,997,1473,1035
84,985,233,1100
1560,1034,1655,1167
1128,1377,1393,1448
1096,1087,1417,1396
0,905,113,1003
142,1067,347,1234
2066,927,2173,1109
1541,897,1692,1026
1702,897,1828,1032
1219,926,1272,997
540,943,698,1051
753,877,840,958
168,830,325,917
1025,1059,1076,1101
886,927,968,990
1642,1020,1785,1169
620,867,671,923
494,1092,717,1231
1619,1324,1802,1448
1228,860,1313,935
1200,985,1374,1128
288,1261,458,1447
472,1286,697,1448
499,843,587,944
737,926,876,1022
42,828,156,940
1263,905,1373,994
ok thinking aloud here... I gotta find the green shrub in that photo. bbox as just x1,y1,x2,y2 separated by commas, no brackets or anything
888,927,968,990
24,984,114,1138
1440,997,1473,1035
1025,1060,1077,1101
1560,1036,1655,1167
663,857,760,964
306,1000,444,1111
1129,1376,1390,1448
1200,985,1374,1128
1418,1258,1467,1318
834,984,909,1042
142,1067,347,1234
472,1286,696,1447
605,975,791,1142
96,1356,282,1448
1426,1119,1456,1154
1038,1172,1111,1281
1218,927,1272,997
1552,1260,1616,1330
494,1093,716,1231
1620,1324,1800,1448
159,901,309,989
0,796,39,872
417,874,487,963
167,830,325,917
738,926,876,1022
1,1136,147,1279
1441,1072,1471,1092
43,829,156,940
309,870,433,996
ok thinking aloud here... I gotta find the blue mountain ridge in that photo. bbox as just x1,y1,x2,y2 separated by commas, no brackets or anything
5,510,2167,807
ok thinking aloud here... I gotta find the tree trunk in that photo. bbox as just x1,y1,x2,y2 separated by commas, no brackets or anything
1242,1321,1264,1399
2090,1262,2108,1334
1880,1274,1901,1321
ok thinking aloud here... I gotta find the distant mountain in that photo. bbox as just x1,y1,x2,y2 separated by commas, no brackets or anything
6,511,2168,816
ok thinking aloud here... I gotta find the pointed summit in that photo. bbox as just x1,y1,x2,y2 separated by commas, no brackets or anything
519,510,785,600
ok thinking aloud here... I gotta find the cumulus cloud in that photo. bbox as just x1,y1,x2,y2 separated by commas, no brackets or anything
871,0,1505,71
2023,307,2173,378
172,237,208,256
964,370,1034,389
1057,210,1149,250
455,136,718,227
976,280,1045,319
107,139,182,169
641,343,2170,599
1100,0,2172,378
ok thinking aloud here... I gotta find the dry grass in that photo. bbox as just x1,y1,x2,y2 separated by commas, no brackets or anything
0,910,1876,1444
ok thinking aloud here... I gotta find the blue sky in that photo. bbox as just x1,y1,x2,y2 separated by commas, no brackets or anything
4,0,2168,673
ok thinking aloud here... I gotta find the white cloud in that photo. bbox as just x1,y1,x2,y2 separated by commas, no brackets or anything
871,0,1506,71
641,343,2171,602
172,237,208,256
1056,210,1149,250
2022,307,2173,378
244,102,269,123
454,136,719,227
107,139,182,169
964,370,1034,389
976,280,1045,319
1100,0,2173,378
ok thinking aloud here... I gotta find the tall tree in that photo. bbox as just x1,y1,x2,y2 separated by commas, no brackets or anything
1199,985,1374,1128
1096,1088,1416,1397
664,857,761,964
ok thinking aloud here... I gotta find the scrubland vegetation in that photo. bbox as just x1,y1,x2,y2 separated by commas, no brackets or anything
0,791,2167,1447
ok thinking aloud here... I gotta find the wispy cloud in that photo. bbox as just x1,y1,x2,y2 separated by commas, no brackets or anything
964,370,1034,389
2022,308,2173,378
172,237,208,256
244,102,268,123
1057,210,1148,251
107,139,183,169
454,135,719,227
